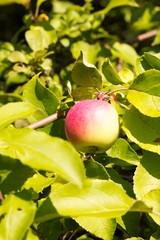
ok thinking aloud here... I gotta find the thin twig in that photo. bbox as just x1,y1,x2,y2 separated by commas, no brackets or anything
126,29,158,44
27,109,69,130
0,191,4,201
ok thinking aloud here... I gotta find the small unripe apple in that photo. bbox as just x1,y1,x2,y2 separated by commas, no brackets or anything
65,99,119,153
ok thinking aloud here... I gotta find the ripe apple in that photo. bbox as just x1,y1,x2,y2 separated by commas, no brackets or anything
65,99,119,153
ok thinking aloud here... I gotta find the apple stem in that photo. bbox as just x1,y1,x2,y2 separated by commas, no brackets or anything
27,109,69,129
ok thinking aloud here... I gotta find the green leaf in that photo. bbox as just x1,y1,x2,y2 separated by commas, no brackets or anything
0,0,27,5
118,68,134,83
37,219,61,240
107,138,140,166
0,161,34,195
134,151,160,199
23,229,39,240
25,26,57,51
72,87,95,101
35,197,60,223
142,189,160,226
134,56,152,75
71,41,100,65
125,238,144,240
130,69,160,96
0,126,85,187
122,107,160,154
22,172,54,193
127,90,160,117
71,52,102,88
0,102,35,129
49,179,135,218
102,58,123,85
144,52,160,70
94,0,138,16
117,212,140,236
84,158,110,179
8,51,28,64
0,193,36,240
23,74,59,121
111,42,139,66
74,216,116,240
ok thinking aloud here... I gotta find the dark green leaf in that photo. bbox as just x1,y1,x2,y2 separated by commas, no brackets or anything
71,52,102,88
23,74,59,121
102,58,123,85
144,52,160,70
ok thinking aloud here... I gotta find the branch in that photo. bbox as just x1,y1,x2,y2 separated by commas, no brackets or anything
27,109,68,130
126,29,158,44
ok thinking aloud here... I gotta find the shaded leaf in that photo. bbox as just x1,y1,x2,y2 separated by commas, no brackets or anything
102,58,123,85
144,52,160,70
23,74,59,121
72,87,95,101
0,126,85,187
71,52,102,88
84,158,109,179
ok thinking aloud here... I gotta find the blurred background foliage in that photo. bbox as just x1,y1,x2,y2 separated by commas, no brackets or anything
0,0,160,104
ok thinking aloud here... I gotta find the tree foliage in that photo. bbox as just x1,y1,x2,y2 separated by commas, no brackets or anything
0,0,160,239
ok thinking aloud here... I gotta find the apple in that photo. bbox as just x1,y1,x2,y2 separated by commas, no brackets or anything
65,99,119,153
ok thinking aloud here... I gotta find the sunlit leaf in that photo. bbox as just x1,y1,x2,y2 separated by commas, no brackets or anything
0,193,36,240
142,189,160,225
49,179,135,218
111,42,139,66
107,138,140,166
130,69,160,96
0,102,35,129
74,216,116,240
25,26,57,51
127,90,160,117
0,126,85,187
122,107,160,154
71,41,100,65
94,0,138,16
23,172,54,193
8,51,28,63
134,151,160,199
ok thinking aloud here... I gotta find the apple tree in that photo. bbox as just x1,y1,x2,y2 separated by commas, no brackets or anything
0,0,160,239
